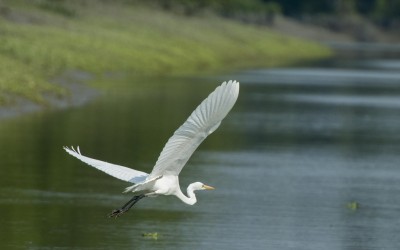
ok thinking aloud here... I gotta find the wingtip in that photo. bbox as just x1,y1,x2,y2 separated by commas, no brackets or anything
63,145,81,155
224,80,239,98
224,80,240,89
231,80,239,91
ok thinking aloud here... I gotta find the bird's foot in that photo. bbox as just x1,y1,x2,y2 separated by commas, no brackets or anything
108,208,126,218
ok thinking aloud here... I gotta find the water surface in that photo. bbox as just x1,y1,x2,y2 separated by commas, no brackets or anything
1,57,400,249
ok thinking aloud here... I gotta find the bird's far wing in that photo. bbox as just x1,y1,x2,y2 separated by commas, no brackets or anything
149,80,239,178
63,146,148,183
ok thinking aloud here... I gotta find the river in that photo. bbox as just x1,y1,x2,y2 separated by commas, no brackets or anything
1,47,400,249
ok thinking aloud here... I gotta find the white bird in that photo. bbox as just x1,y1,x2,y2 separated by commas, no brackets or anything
64,80,239,217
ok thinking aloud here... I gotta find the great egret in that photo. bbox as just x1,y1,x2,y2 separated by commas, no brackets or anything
64,80,239,217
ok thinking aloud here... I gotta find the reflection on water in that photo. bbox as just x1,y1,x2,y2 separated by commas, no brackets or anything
281,94,400,108
1,56,400,249
360,59,400,70
231,68,400,85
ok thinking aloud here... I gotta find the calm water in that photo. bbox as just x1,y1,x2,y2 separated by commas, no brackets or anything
1,56,400,249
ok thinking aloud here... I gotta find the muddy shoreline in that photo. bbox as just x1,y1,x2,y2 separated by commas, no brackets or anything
0,70,99,120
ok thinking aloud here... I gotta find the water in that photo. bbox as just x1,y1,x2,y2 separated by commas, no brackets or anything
1,54,400,249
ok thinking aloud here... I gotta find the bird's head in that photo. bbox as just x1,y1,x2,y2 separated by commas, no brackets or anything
190,182,215,191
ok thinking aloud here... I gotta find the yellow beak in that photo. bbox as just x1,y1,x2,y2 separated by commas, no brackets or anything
203,184,215,190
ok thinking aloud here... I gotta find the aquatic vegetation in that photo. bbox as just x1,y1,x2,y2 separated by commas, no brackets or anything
142,232,159,240
346,201,359,211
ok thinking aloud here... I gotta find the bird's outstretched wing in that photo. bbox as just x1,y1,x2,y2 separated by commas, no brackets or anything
148,80,239,178
63,146,148,183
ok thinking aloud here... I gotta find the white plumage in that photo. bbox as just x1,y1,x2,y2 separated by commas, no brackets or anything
64,80,239,217
64,146,148,183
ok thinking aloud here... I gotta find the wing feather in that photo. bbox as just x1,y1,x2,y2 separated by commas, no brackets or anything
148,80,239,178
63,146,148,183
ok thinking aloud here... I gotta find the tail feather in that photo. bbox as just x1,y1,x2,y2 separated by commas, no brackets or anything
124,184,140,193
123,175,163,193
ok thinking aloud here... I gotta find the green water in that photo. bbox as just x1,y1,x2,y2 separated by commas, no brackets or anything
1,57,400,249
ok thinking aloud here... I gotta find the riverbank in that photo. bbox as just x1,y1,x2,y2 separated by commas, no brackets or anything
0,1,332,119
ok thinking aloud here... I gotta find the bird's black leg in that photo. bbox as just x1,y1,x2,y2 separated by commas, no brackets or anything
108,194,145,218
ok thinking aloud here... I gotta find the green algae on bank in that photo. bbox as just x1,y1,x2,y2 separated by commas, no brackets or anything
0,1,331,106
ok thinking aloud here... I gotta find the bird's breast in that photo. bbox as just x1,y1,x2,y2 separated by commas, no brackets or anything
153,175,179,195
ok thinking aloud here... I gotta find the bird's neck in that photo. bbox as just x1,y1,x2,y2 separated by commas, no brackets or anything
176,185,197,205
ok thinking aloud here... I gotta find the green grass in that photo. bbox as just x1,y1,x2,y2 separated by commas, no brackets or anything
0,1,331,106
